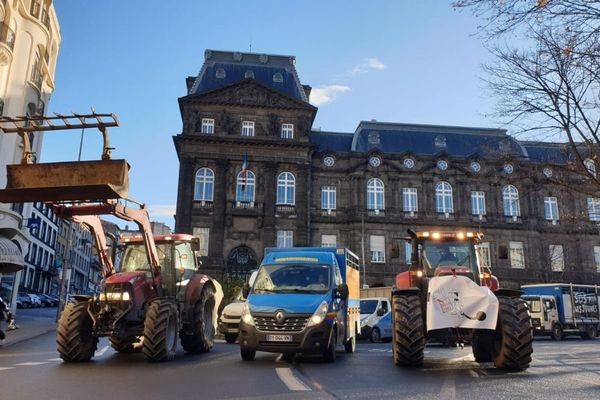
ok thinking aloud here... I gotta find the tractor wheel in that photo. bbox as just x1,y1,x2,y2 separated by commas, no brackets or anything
492,296,533,372
392,294,425,367
241,349,256,361
344,334,356,353
323,328,337,362
56,301,98,362
225,334,237,344
370,327,381,343
472,331,494,363
551,324,563,341
142,299,178,362
180,285,216,353
110,336,141,353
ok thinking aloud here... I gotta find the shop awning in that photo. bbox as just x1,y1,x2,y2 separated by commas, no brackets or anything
0,237,24,273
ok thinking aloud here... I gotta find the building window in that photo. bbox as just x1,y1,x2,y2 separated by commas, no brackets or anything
321,235,337,247
242,121,255,137
594,246,600,272
402,188,418,212
549,245,564,272
435,182,453,214
544,197,559,221
509,241,525,269
281,123,294,139
478,242,491,268
236,170,255,203
321,186,336,210
585,159,596,177
502,185,521,217
404,242,412,264
588,198,600,221
471,191,486,216
194,168,214,201
201,118,214,134
370,235,385,263
277,231,293,248
367,178,385,210
276,172,295,205
192,227,209,256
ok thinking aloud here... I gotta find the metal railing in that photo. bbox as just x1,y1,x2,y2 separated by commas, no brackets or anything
0,22,16,51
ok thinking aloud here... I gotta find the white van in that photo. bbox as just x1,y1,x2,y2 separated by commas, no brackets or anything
359,297,391,342
218,270,257,343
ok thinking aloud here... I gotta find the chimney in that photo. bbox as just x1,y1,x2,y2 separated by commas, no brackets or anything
303,85,312,100
186,76,196,93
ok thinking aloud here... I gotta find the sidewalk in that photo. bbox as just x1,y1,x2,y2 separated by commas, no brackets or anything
1,308,57,347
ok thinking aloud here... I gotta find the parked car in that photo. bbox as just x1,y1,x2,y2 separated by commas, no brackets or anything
17,293,32,308
38,294,57,307
218,270,257,343
25,294,42,307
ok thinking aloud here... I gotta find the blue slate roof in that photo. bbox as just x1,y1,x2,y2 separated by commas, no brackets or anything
521,142,574,164
188,50,308,102
310,131,354,152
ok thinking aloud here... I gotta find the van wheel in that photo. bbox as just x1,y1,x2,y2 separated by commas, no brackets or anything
323,328,337,362
370,327,381,343
225,334,237,344
582,325,597,340
344,334,356,353
241,349,256,361
551,324,563,341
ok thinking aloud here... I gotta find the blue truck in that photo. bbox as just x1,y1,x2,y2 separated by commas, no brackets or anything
239,247,360,362
522,284,600,340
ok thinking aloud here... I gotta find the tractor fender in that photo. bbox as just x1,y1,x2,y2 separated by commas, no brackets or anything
391,287,421,297
70,294,91,303
184,275,224,329
494,288,523,298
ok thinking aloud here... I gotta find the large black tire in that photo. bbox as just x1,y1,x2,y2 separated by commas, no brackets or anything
344,334,356,353
224,334,237,344
581,325,597,340
110,336,141,353
370,327,381,343
551,324,563,341
323,328,337,362
180,285,216,353
392,294,425,367
472,331,494,363
492,297,533,372
142,300,178,362
56,301,98,362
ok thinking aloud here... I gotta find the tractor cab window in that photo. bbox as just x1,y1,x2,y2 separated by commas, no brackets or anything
422,241,477,277
120,243,172,273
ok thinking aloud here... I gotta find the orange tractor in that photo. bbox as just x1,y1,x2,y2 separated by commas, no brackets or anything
0,112,222,362
392,230,532,371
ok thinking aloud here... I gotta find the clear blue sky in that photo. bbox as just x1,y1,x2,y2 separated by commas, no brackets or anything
44,0,496,228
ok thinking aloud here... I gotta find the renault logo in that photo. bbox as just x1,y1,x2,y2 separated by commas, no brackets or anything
275,311,285,325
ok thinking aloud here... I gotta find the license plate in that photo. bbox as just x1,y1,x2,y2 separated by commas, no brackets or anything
266,334,293,342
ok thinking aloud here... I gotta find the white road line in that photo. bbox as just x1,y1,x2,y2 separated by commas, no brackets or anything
0,367,15,371
275,368,312,392
468,370,479,378
439,374,456,400
14,362,48,366
46,358,62,362
95,345,109,357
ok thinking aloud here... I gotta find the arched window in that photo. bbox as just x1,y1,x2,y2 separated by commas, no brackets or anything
584,159,596,177
367,178,385,210
502,185,520,217
276,172,295,205
194,168,214,201
236,170,255,203
435,182,453,213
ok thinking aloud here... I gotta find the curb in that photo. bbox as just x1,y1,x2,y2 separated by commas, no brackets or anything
3,327,56,349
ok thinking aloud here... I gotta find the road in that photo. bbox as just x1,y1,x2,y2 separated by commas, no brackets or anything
1,317,599,400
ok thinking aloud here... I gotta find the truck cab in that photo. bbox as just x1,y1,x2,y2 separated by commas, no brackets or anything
359,297,391,341
239,247,360,362
523,295,559,337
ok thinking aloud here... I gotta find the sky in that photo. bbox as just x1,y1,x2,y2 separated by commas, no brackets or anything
44,0,498,228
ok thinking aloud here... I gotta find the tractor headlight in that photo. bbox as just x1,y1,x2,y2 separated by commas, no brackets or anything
99,291,131,302
307,301,329,327
241,303,254,326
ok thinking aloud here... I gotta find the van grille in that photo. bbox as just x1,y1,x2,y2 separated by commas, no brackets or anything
254,315,310,332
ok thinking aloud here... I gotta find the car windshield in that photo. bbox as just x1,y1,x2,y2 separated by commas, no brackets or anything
252,264,331,294
525,298,541,313
422,241,477,276
360,300,378,314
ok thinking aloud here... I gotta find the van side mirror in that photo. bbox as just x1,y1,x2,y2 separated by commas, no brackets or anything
335,283,349,300
242,283,250,299
377,308,384,317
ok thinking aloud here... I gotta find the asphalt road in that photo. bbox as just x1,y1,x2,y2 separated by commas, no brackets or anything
1,327,599,400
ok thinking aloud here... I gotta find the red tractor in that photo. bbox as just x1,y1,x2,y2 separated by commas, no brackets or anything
392,230,533,371
0,112,223,362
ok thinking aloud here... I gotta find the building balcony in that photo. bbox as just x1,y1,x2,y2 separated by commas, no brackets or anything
234,201,255,209
0,21,16,51
367,209,385,217
321,209,337,217
193,200,213,209
276,204,295,213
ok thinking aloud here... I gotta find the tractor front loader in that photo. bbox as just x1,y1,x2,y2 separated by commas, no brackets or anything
0,112,223,362
392,230,533,372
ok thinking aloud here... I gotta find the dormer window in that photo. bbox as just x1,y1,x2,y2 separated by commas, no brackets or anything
201,118,214,134
281,123,294,139
244,70,255,79
434,135,447,148
215,68,226,79
273,72,284,83
585,159,596,177
242,121,255,137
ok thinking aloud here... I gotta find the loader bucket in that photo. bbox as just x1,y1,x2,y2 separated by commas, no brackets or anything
0,159,130,203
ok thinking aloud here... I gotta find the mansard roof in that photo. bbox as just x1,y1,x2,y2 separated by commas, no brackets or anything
520,141,576,165
188,49,309,103
310,130,354,153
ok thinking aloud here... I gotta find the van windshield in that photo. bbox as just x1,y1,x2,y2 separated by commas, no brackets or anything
252,264,331,294
360,300,378,314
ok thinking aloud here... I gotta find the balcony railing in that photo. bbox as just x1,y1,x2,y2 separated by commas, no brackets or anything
234,201,255,208
0,22,16,51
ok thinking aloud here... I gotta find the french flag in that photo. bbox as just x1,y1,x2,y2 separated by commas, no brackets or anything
241,154,248,191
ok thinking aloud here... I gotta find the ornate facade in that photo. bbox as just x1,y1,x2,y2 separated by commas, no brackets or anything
174,50,600,289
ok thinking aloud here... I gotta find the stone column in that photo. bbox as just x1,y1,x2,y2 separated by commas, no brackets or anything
175,157,195,233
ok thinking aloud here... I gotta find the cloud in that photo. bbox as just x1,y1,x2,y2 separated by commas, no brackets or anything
351,58,387,75
310,85,351,106
148,204,176,219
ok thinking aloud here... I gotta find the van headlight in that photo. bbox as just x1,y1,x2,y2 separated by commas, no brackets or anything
241,303,254,326
307,301,329,327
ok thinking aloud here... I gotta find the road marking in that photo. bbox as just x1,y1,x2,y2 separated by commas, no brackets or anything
0,367,15,371
275,368,312,392
95,346,109,357
439,374,456,400
14,362,48,366
47,358,62,362
468,370,478,378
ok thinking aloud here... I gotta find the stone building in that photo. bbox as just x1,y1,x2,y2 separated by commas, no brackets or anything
0,0,61,309
174,50,600,288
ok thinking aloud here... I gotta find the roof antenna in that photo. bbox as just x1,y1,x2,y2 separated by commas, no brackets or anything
249,42,252,53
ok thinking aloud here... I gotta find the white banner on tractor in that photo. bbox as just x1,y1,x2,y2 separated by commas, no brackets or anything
426,275,498,331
